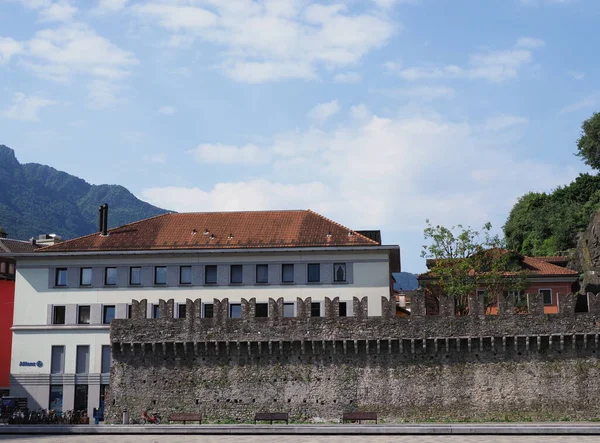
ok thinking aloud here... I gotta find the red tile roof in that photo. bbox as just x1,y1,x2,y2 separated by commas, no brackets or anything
0,238,41,254
521,256,578,276
420,250,578,279
36,210,380,252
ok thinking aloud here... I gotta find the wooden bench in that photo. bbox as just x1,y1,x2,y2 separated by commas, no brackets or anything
168,413,202,424
342,412,377,424
254,412,289,424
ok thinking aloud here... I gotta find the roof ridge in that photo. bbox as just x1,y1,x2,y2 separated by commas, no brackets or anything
306,209,379,245
37,212,173,251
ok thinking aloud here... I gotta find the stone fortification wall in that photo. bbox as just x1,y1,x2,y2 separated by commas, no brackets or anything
107,293,600,423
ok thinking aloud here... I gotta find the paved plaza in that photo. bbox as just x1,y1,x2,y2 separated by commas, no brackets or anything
2,436,600,443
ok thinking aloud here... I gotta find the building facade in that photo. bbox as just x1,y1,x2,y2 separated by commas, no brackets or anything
5,210,400,418
419,252,579,315
0,230,40,397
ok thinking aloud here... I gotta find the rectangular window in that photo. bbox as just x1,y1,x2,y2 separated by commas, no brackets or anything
74,385,88,412
333,263,347,282
53,306,66,325
230,265,243,284
540,289,552,305
105,267,117,285
80,268,92,286
154,266,167,285
256,303,268,318
283,303,295,317
178,304,187,319
203,303,214,318
282,264,294,283
78,306,90,325
205,265,217,284
152,304,160,319
49,385,63,414
99,385,107,412
180,266,192,284
311,302,321,317
256,264,268,284
55,268,67,286
76,345,90,374
307,263,320,283
51,345,65,374
129,267,141,285
103,305,115,324
230,303,241,318
101,345,111,374
339,302,347,317
8,263,14,274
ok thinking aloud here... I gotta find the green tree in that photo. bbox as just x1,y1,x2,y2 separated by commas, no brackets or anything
421,221,528,315
504,173,600,256
577,112,600,170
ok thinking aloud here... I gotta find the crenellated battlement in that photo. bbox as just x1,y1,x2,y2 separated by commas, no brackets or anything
110,292,600,356
107,292,600,423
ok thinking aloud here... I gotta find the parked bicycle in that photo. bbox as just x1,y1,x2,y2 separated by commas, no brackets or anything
141,410,161,424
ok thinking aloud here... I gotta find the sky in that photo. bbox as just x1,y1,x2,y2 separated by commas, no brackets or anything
0,0,598,273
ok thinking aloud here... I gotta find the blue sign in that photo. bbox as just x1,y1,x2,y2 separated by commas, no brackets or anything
19,361,43,368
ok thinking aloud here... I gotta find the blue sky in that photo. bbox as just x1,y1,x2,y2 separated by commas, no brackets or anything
0,0,598,272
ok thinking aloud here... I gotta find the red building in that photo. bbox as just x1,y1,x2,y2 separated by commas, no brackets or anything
0,229,40,396
419,252,579,315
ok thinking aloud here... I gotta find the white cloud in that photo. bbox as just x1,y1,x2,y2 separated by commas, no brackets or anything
142,180,331,213
307,100,341,123
158,105,176,115
568,70,585,80
391,38,544,83
17,0,77,22
373,86,455,101
560,95,597,114
87,79,123,109
515,37,545,49
143,152,167,164
142,107,575,236
484,115,529,132
21,23,137,82
333,72,362,84
188,143,268,165
132,0,395,83
93,0,129,14
1,92,56,121
0,37,22,63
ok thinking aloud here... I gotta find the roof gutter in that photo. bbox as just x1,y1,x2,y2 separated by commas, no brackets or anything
1,244,400,259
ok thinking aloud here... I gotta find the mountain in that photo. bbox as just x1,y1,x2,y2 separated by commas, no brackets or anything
393,272,419,291
0,145,169,241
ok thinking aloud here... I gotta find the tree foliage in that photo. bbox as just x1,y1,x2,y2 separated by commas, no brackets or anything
504,174,600,256
577,112,600,170
505,112,600,256
421,221,528,315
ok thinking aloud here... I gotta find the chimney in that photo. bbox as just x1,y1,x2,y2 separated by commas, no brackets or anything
36,234,63,246
0,227,7,239
98,205,104,233
102,203,109,236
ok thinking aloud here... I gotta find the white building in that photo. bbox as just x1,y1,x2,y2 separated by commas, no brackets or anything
6,209,400,418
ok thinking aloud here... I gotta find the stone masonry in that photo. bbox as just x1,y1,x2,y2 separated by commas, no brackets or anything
107,293,600,423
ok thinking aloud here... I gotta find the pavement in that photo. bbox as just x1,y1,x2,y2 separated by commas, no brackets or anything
2,436,600,443
3,423,600,437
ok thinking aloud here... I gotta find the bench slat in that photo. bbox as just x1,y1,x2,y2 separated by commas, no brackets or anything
342,412,377,423
254,412,289,424
168,413,202,424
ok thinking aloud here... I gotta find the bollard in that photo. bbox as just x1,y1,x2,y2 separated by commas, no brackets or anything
122,408,128,425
